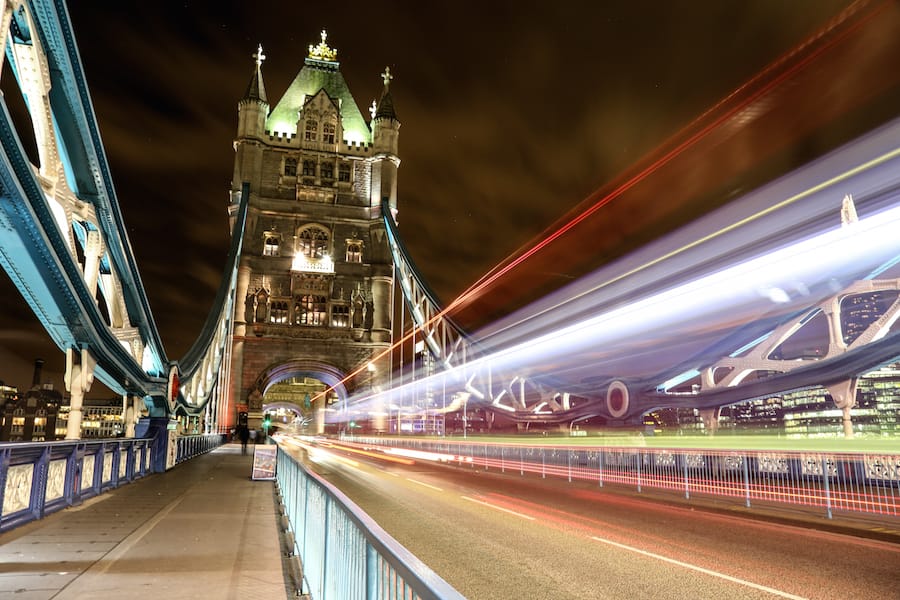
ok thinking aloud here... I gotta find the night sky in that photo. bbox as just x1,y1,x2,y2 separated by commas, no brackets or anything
1,0,890,393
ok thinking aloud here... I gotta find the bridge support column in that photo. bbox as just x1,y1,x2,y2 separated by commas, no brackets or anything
122,394,143,438
826,378,858,439
64,348,96,440
314,396,325,435
699,408,720,435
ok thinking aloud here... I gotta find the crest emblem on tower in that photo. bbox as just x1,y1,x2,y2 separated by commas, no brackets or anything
308,30,338,61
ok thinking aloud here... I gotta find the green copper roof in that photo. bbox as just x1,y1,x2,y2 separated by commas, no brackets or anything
267,57,371,144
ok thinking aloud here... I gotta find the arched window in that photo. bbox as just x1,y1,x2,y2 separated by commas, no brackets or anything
263,237,280,257
346,242,362,263
321,161,334,181
297,227,329,259
304,119,318,141
283,157,297,176
323,122,336,144
302,160,316,176
295,295,327,326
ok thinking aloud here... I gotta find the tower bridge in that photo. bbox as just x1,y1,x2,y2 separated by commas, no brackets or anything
0,0,899,447
1,2,899,598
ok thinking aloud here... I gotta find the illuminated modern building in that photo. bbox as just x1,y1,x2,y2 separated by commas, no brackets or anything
226,33,399,432
650,362,900,437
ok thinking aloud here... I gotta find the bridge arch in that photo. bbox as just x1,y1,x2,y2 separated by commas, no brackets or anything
253,359,349,400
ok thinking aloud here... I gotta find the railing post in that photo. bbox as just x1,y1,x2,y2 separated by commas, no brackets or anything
823,456,833,519
598,447,603,488
684,453,690,499
321,495,330,600
636,449,642,493
366,542,377,599
743,452,751,508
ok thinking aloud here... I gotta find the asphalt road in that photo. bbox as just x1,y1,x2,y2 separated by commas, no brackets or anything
288,441,899,600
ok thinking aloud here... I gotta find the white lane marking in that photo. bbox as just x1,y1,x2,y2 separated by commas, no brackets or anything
406,478,443,491
589,536,807,600
386,471,400,477
461,496,536,521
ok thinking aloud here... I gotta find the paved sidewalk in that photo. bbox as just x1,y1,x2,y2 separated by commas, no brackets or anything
0,444,292,600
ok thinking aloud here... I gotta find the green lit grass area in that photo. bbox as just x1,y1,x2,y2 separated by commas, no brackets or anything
375,433,900,453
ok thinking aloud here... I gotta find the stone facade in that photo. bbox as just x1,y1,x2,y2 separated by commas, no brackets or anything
225,36,400,430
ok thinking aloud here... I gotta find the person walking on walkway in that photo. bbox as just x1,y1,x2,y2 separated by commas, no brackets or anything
238,425,250,455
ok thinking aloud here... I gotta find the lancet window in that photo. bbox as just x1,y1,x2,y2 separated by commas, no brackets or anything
297,227,330,259
295,295,327,326
323,122,336,144
305,119,318,141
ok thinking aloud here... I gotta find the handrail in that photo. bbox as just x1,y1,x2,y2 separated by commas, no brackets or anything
0,433,224,533
276,445,466,600
0,437,154,532
348,436,900,520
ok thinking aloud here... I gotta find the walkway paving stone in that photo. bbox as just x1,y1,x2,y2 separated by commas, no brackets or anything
0,444,292,600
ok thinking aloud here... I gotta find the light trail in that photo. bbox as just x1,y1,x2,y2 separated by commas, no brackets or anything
450,0,881,316
337,178,900,420
314,1,895,417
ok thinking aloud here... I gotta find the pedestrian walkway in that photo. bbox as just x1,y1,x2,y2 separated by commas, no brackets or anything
0,444,292,600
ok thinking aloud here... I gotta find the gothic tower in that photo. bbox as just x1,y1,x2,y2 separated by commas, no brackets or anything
226,33,399,432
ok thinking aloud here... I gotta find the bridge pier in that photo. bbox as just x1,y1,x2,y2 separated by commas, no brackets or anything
699,408,720,435
122,394,143,438
826,378,858,439
63,348,96,440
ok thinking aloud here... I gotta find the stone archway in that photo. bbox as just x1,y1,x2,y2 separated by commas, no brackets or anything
252,359,349,434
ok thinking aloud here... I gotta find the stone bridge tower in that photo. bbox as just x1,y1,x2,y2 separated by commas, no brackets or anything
226,33,399,432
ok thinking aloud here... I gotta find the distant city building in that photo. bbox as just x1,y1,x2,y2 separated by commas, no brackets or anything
0,360,61,442
56,398,125,439
650,362,900,436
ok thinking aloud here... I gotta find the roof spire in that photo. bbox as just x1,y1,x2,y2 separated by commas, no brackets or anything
373,66,398,121
243,43,268,103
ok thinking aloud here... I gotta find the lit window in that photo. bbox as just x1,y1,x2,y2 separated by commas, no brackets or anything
331,305,350,327
297,227,329,258
305,119,318,141
323,122,336,144
270,301,289,324
346,242,362,263
263,237,280,257
338,162,351,182
284,157,297,176
295,295,327,326
321,162,334,181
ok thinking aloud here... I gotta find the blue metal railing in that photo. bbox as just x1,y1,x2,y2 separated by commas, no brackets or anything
0,432,225,532
0,437,154,532
348,437,900,520
276,446,466,600
175,433,226,464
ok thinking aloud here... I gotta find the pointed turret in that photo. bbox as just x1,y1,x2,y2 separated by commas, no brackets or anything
237,44,269,139
370,66,401,211
243,44,268,103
